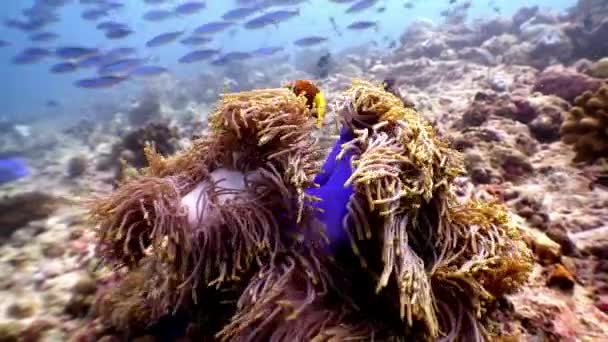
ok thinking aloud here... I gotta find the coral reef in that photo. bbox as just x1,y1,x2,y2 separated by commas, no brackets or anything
589,57,608,79
560,85,608,162
533,65,602,103
88,80,531,341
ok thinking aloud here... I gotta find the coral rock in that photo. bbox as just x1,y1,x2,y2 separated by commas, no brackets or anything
491,147,534,182
564,18,608,60
0,322,23,342
527,96,568,143
560,85,608,162
589,57,608,78
73,276,98,296
0,192,59,241
570,225,608,258
67,155,88,178
546,264,575,291
21,319,55,342
523,228,561,264
6,301,36,319
545,225,578,257
533,65,602,103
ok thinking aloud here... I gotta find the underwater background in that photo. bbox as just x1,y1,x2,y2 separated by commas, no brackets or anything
3,0,575,119
1,0,608,341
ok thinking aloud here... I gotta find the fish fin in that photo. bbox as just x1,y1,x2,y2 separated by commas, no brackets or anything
314,92,326,129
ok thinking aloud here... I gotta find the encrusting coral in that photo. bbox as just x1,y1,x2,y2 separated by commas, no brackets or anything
560,84,608,162
89,79,532,341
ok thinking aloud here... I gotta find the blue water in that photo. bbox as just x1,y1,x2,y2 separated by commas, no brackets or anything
1,0,575,121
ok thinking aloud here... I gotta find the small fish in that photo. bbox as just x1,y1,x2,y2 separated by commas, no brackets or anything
77,54,105,68
104,47,137,59
98,58,147,75
252,46,284,56
0,158,30,184
75,76,127,89
105,26,133,39
180,35,213,46
221,6,260,21
81,8,108,20
211,51,252,66
294,36,328,47
244,9,299,29
29,32,58,42
143,9,174,21
316,52,331,78
46,100,60,108
50,61,78,73
146,31,184,47
55,46,98,59
96,21,125,30
329,17,342,36
347,20,377,30
175,1,206,15
12,47,51,64
0,40,10,47
128,65,169,78
193,21,234,35
376,6,386,13
178,49,220,63
345,0,378,14
404,1,414,9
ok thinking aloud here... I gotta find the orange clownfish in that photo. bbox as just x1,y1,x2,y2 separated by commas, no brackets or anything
285,80,326,128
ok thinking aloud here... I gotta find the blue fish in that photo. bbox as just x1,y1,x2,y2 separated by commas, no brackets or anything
55,46,98,59
294,36,328,46
178,49,219,63
105,26,133,39
81,8,109,20
75,75,127,89
97,21,126,30
252,46,284,56
244,9,299,29
211,51,252,66
0,158,30,185
98,57,147,76
77,54,105,68
128,65,169,78
221,6,261,21
143,9,174,21
146,31,184,48
180,36,212,46
193,21,234,35
12,47,51,64
29,32,58,42
345,0,378,14
174,1,206,15
50,61,78,73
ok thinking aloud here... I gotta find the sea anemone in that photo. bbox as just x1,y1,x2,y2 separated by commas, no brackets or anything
331,80,532,340
89,80,532,341
90,86,326,328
